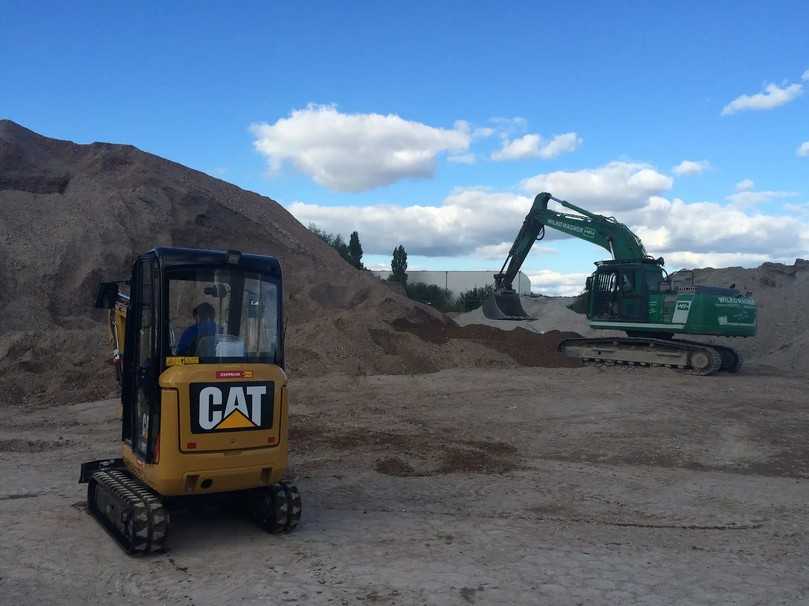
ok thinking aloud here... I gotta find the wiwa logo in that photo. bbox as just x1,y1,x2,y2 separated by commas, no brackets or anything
546,218,596,239
190,382,274,433
672,300,692,324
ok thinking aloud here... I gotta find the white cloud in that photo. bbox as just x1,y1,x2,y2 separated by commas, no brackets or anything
540,133,583,159
798,141,809,157
492,134,541,161
721,82,803,116
735,178,754,191
291,159,809,271
291,188,534,256
803,69,809,82
491,132,582,161
519,161,673,211
724,189,797,207
489,116,528,135
472,126,496,139
448,153,477,165
673,160,711,176
473,242,515,260
250,104,470,192
525,270,590,297
629,197,809,260
784,202,809,218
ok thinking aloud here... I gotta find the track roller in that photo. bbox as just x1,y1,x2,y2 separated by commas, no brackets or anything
248,481,302,533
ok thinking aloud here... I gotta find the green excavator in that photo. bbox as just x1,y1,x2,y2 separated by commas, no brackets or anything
484,192,757,375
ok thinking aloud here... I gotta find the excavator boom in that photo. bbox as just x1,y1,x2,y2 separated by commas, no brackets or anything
487,192,654,319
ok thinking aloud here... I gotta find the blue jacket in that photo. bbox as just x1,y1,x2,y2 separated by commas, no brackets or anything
177,320,218,355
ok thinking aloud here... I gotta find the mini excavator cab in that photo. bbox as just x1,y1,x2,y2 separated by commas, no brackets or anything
82,247,301,553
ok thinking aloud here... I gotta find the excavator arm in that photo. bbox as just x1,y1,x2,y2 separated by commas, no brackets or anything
485,192,656,319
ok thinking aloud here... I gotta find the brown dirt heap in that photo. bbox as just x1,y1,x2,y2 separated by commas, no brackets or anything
392,312,579,368
0,120,575,406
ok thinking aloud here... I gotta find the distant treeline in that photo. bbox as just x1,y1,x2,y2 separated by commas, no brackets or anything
308,224,495,312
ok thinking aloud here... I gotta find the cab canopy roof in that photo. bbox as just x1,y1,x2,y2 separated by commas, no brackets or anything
148,247,282,278
594,257,664,268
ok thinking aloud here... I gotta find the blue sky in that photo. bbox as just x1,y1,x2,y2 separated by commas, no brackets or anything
3,1,808,294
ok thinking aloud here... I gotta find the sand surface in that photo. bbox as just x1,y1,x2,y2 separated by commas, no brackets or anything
2,366,809,605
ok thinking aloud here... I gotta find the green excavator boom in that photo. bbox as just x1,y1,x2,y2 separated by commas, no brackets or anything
485,192,659,319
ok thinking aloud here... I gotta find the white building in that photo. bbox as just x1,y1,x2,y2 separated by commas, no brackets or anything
371,270,532,297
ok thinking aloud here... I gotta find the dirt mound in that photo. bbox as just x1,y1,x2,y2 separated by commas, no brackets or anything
392,310,580,368
0,120,517,406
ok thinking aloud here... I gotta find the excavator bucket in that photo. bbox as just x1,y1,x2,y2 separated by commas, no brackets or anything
482,290,533,320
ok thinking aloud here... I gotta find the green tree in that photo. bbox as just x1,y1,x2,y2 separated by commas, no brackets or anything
348,231,364,269
308,223,353,266
405,282,453,311
390,244,408,283
456,285,495,312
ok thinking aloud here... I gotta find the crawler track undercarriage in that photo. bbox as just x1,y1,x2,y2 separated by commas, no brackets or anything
559,336,742,375
85,462,301,554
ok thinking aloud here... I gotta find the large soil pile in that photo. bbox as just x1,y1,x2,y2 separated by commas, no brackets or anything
0,120,576,406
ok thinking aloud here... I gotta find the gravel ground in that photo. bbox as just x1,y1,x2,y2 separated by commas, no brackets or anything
2,365,808,605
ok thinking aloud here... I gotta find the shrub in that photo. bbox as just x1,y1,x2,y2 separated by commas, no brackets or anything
456,285,494,312
405,282,455,312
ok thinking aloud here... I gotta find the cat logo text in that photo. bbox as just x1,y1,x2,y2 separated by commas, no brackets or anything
189,381,274,433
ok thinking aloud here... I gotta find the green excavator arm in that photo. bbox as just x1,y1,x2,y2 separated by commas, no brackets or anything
484,192,658,319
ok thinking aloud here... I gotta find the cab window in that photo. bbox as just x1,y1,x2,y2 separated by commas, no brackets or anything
166,267,281,364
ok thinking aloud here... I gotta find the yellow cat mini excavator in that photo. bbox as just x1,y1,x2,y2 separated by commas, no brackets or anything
82,247,301,553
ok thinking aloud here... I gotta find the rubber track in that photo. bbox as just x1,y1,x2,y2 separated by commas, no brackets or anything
559,337,724,375
88,469,169,554
249,481,302,533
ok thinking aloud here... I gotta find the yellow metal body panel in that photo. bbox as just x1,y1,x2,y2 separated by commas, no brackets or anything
112,301,127,352
122,363,289,497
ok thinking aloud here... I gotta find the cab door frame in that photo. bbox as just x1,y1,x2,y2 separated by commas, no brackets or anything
121,253,161,463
